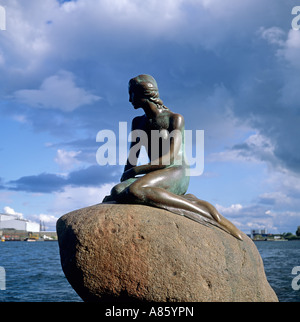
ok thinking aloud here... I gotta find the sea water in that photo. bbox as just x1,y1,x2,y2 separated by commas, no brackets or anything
0,240,299,302
255,240,300,302
0,241,81,302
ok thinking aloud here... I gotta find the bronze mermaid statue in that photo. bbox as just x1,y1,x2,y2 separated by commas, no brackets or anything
103,74,243,240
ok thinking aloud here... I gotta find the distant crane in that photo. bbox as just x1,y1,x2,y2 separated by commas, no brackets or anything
39,220,46,232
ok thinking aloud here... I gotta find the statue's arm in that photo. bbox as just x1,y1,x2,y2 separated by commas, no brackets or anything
121,117,142,181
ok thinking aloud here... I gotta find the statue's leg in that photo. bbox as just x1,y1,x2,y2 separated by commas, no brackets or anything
183,194,243,240
183,194,221,222
126,167,215,221
102,178,137,203
126,168,242,240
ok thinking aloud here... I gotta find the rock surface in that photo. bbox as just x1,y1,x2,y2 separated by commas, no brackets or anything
57,203,278,302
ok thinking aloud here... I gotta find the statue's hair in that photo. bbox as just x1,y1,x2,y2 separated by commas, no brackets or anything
129,74,167,109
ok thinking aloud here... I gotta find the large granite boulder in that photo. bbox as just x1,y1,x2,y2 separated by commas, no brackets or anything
56,203,278,302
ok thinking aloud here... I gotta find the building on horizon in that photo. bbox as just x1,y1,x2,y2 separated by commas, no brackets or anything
0,213,40,232
251,228,268,238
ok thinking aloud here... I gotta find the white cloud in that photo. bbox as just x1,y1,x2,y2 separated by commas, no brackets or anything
215,202,281,234
245,218,278,233
216,203,243,214
259,26,285,46
281,30,300,68
259,191,291,206
28,184,116,230
30,213,58,231
51,183,116,216
0,0,56,74
258,27,300,108
14,70,101,111
208,133,276,165
3,206,23,219
54,149,82,170
0,0,264,74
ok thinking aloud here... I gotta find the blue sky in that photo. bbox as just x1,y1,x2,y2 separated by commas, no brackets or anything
0,0,300,234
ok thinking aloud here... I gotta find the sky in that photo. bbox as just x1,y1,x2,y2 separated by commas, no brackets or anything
0,0,300,234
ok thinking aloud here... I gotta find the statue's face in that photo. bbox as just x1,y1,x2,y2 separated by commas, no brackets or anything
129,88,145,109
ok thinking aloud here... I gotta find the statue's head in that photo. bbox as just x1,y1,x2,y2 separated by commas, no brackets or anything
129,74,164,108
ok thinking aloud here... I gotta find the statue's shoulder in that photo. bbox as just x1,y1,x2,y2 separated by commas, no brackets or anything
131,114,147,130
170,112,185,129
